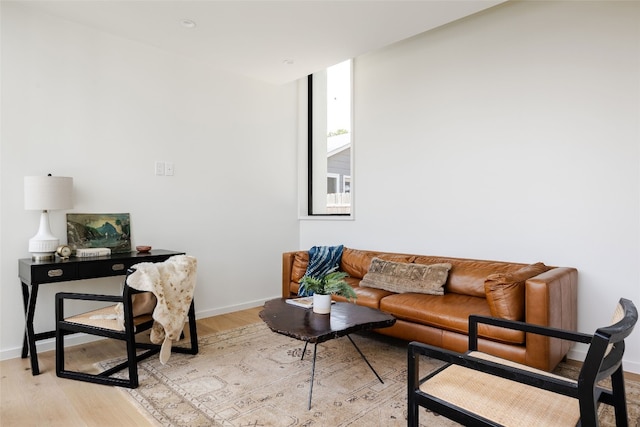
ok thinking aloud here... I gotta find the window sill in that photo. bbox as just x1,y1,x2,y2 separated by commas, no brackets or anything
298,214,354,221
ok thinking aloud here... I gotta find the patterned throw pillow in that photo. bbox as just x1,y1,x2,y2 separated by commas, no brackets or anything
360,257,451,295
298,245,344,296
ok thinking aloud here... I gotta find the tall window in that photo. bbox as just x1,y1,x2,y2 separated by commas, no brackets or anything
308,59,352,215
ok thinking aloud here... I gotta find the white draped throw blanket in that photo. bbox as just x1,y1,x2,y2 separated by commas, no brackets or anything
118,255,198,364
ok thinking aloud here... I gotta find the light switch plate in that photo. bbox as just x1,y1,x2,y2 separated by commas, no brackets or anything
165,162,174,176
155,161,165,176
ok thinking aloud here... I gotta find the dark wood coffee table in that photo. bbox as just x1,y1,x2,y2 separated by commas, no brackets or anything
259,298,396,409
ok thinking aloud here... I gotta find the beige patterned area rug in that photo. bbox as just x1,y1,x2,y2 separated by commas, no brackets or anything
106,322,639,427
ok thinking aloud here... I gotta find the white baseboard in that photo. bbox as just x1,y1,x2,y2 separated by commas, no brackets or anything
193,296,272,319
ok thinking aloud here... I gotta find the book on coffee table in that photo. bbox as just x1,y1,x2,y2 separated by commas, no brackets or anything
286,296,314,308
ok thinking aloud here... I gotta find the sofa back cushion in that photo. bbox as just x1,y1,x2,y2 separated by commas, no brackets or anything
414,256,524,297
291,251,309,283
340,248,415,279
295,249,548,304
485,262,552,320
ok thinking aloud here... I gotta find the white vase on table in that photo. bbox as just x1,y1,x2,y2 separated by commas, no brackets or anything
313,293,332,314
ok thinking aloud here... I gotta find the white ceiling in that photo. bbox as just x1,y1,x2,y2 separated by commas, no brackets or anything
14,0,506,85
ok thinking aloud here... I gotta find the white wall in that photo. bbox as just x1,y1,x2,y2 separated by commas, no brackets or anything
2,1,639,376
300,1,640,372
0,4,299,360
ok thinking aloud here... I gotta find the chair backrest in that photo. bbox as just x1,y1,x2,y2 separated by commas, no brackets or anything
120,275,156,331
579,298,637,385
125,255,197,335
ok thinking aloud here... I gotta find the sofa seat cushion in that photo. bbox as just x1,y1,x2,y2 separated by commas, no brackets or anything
333,285,394,309
380,293,525,345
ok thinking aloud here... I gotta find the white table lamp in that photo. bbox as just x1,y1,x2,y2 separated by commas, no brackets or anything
24,175,73,260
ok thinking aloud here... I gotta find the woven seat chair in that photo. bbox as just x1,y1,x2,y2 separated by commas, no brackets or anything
408,297,637,427
55,260,198,388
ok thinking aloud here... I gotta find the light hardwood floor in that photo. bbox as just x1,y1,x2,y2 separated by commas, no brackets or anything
2,307,639,426
0,306,263,427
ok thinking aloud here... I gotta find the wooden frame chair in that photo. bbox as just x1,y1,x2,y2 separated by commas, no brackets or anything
408,298,637,427
55,268,198,388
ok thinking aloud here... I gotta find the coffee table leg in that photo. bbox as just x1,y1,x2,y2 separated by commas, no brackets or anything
346,335,384,384
301,341,309,360
308,342,318,410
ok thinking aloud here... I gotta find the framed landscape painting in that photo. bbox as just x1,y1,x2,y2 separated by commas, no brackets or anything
67,213,131,253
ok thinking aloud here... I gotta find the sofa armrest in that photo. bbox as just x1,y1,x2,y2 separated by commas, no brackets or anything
282,251,297,298
525,267,578,328
524,267,578,370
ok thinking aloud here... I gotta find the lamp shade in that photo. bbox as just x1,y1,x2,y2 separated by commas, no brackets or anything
24,175,73,211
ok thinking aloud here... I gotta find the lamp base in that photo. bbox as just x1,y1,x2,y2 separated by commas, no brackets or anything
30,251,56,261
28,211,60,261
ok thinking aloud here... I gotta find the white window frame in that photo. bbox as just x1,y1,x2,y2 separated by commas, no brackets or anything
303,60,354,218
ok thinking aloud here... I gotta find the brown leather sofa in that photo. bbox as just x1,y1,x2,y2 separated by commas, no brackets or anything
282,247,578,371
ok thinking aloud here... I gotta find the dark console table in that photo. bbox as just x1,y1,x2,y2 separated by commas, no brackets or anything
18,249,184,375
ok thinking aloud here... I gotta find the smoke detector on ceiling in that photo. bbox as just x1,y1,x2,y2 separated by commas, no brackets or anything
181,19,196,29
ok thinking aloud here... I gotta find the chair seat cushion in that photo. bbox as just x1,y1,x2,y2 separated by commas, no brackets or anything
65,305,152,330
420,352,579,426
